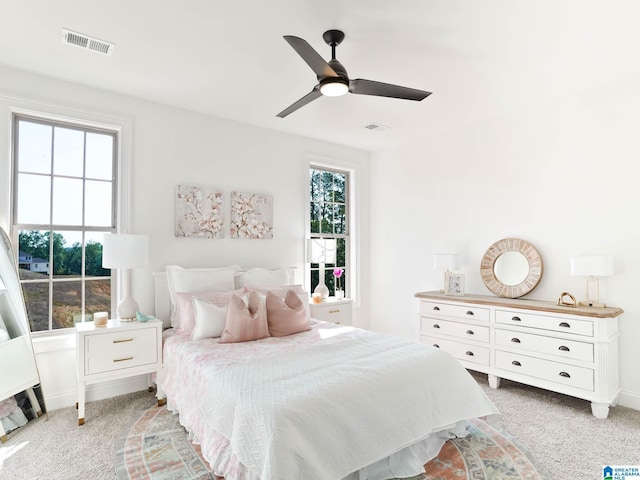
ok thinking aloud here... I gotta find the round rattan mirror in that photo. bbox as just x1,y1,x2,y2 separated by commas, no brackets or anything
480,238,543,298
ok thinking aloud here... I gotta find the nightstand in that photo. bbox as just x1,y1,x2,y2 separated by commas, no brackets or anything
309,297,353,325
75,319,164,425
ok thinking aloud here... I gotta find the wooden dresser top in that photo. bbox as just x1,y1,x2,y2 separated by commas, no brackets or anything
415,291,624,318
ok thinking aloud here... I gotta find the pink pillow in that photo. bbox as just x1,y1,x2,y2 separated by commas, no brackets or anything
220,292,270,343
175,288,245,336
266,290,311,337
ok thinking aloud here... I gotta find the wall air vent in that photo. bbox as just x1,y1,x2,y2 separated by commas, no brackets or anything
62,28,114,56
363,123,389,132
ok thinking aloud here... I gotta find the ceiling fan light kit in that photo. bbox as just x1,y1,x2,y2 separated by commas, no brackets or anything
277,29,432,118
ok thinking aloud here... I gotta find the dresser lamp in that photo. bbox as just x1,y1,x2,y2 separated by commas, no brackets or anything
102,233,149,320
307,238,336,300
570,255,613,307
433,253,460,292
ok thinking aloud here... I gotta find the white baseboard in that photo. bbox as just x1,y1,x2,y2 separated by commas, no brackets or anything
617,389,640,411
44,374,152,411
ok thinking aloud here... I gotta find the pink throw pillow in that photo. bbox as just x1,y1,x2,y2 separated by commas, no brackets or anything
220,292,270,343
175,288,245,336
266,290,311,337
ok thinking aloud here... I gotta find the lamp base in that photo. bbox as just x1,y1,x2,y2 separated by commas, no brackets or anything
578,300,606,308
117,295,139,322
314,283,329,300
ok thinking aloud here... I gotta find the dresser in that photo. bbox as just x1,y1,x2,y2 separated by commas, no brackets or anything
416,291,623,419
76,319,164,425
309,297,353,325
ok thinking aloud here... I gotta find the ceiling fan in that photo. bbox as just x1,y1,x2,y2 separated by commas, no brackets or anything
276,29,432,118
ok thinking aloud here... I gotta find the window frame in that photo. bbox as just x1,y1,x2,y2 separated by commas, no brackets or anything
8,105,131,335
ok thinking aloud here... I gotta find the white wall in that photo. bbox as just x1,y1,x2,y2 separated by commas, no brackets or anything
0,65,371,410
369,81,640,410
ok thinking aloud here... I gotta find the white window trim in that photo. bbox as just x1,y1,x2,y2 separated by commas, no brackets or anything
1,94,132,336
305,153,361,308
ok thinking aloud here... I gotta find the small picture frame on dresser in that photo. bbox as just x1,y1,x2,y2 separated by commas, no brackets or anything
444,272,465,296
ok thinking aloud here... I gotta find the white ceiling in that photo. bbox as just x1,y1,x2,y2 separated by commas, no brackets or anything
2,0,639,151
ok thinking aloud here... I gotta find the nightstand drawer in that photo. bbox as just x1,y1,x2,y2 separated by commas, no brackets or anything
421,317,490,342
309,299,353,325
85,327,158,375
419,301,489,322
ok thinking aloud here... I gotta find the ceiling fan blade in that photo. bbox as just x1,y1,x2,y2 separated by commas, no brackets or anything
284,36,338,78
276,86,323,118
349,78,432,101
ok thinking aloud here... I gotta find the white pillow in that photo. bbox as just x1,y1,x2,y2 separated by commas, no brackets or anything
166,265,238,325
191,297,228,340
234,267,289,288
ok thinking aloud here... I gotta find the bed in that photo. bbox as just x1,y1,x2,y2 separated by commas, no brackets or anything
154,266,498,480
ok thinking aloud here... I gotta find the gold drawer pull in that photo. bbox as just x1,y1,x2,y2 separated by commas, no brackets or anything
113,338,133,344
113,356,133,363
329,309,340,314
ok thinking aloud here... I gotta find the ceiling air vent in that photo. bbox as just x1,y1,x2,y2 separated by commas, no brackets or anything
363,123,389,132
62,28,114,56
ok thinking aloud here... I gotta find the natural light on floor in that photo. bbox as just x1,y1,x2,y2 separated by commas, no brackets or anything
0,441,29,469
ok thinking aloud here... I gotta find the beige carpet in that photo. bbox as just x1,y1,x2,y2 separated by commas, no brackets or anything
2,374,639,479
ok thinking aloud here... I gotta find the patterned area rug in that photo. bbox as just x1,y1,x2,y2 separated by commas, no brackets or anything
115,406,546,480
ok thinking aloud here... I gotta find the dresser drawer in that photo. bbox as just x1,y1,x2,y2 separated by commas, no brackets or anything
85,327,158,375
421,335,490,366
421,317,490,342
495,350,594,391
419,301,490,322
495,309,594,337
495,328,594,362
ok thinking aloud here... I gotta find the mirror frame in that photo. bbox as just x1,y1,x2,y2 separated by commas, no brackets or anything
480,238,543,298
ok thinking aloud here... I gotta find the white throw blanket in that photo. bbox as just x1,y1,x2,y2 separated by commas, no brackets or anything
162,322,498,480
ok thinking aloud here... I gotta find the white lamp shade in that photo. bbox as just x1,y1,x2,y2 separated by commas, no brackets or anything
570,256,613,277
433,253,460,271
102,234,149,269
306,238,337,264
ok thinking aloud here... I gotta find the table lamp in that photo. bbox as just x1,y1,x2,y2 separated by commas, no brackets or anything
307,238,336,300
570,255,613,307
102,233,149,320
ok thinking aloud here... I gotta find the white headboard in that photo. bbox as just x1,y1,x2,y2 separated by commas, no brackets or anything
153,267,299,328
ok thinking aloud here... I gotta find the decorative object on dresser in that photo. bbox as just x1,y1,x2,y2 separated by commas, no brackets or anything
570,255,613,307
557,291,577,307
0,227,46,442
306,238,336,300
75,318,164,426
433,253,461,292
308,296,353,325
480,238,543,298
416,291,623,419
102,233,149,320
444,272,465,296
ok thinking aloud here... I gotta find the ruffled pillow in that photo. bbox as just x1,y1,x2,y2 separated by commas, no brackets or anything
219,292,270,343
266,290,311,337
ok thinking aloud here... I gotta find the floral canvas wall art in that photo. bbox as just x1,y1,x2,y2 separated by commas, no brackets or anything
230,191,273,239
175,184,225,238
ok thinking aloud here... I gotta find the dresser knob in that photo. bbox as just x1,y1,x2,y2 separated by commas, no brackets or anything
558,345,570,352
511,316,522,322
559,371,571,378
512,360,521,366
466,330,474,335
432,324,440,329
433,306,440,311
559,322,570,328
433,344,440,348
466,311,475,316
465,351,474,356
511,338,521,343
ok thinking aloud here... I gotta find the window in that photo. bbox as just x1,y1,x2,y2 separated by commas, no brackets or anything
12,114,117,333
309,166,349,296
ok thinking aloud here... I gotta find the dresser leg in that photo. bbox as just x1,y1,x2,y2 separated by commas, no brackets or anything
488,374,501,389
591,402,610,419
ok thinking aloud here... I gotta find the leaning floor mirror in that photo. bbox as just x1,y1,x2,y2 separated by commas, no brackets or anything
0,227,46,442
